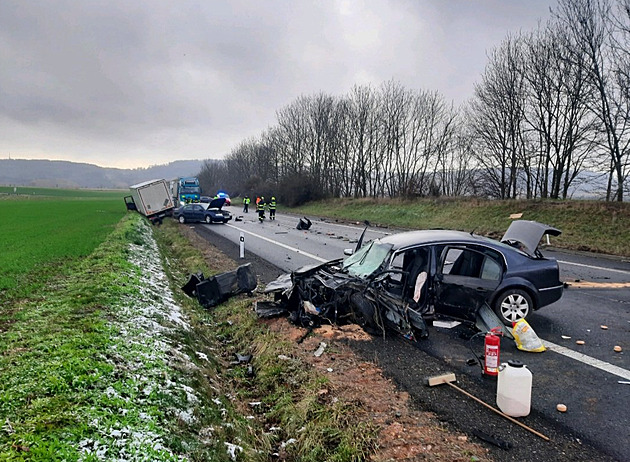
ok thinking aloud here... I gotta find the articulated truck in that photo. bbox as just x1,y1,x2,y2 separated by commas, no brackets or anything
171,177,202,205
124,179,175,224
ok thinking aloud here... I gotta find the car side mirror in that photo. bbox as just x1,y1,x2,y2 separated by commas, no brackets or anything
344,248,354,256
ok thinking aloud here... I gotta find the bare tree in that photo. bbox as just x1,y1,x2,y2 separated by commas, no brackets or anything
198,159,228,195
468,35,527,199
521,24,598,199
556,0,630,201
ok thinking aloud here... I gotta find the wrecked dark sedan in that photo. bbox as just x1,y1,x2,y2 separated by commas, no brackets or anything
263,220,563,340
173,198,232,224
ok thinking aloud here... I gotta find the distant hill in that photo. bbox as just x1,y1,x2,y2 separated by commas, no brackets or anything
0,159,205,189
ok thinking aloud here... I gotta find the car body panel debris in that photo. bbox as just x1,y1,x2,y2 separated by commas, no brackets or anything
181,272,205,298
254,300,289,318
263,220,562,339
296,217,312,230
182,263,257,308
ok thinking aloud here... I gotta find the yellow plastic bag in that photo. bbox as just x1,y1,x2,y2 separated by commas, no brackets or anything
512,319,546,352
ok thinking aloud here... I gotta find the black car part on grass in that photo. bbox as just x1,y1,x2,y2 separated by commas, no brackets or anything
182,263,257,308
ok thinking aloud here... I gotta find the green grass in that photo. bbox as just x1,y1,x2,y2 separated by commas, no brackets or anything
1,214,253,460
0,199,128,294
0,216,180,460
290,197,630,256
0,186,127,198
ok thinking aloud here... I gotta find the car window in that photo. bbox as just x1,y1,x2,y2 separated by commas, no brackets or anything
342,241,393,278
480,257,501,280
442,248,483,277
441,248,463,275
388,252,405,282
441,247,502,281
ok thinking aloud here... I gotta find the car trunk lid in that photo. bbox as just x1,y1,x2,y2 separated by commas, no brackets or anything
501,220,561,256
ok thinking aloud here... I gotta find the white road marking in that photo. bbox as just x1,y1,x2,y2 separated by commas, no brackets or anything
226,224,328,263
544,340,630,381
558,260,630,275
227,223,630,380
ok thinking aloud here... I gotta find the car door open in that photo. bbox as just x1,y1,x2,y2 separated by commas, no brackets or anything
434,246,502,321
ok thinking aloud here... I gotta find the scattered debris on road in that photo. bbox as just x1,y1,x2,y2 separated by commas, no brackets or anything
296,217,312,230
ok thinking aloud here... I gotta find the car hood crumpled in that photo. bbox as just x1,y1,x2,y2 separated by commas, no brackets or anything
501,220,561,255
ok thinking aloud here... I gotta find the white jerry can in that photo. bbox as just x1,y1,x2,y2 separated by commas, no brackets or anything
496,359,532,417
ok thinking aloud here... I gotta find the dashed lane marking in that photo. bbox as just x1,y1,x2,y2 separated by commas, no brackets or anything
225,223,328,263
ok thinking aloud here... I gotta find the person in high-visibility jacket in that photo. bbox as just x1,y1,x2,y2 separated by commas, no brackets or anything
268,196,277,220
243,195,250,213
257,196,266,222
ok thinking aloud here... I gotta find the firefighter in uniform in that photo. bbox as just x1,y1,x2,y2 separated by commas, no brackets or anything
257,196,266,222
268,196,277,220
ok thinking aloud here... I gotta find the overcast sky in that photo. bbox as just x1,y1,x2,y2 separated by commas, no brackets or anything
0,1,555,169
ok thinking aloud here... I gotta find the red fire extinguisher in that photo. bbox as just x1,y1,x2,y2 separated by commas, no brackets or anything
484,327,502,376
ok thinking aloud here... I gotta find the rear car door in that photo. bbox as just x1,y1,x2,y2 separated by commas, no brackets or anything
433,245,503,321
191,204,205,222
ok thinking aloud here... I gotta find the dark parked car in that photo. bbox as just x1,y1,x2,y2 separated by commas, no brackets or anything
173,198,232,224
264,220,563,339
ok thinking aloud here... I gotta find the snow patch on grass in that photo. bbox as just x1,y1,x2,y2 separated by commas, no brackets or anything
78,219,201,461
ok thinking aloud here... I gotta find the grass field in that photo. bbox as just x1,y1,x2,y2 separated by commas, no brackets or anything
0,190,128,295
0,186,126,198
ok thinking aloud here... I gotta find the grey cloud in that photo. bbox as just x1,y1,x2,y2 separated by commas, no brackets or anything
0,0,554,168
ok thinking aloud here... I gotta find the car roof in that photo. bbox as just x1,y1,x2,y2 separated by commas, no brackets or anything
379,229,498,250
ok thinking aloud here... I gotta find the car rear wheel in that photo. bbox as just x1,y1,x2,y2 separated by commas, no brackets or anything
205,215,211,224
494,289,533,325
178,216,186,224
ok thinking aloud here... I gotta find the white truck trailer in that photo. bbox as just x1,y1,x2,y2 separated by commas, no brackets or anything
124,179,175,224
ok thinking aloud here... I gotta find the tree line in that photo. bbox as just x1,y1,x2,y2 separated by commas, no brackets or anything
200,0,630,205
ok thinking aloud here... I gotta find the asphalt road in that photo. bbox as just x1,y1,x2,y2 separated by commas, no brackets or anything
189,208,630,461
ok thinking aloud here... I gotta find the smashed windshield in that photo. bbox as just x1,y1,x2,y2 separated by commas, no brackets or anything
342,241,393,277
